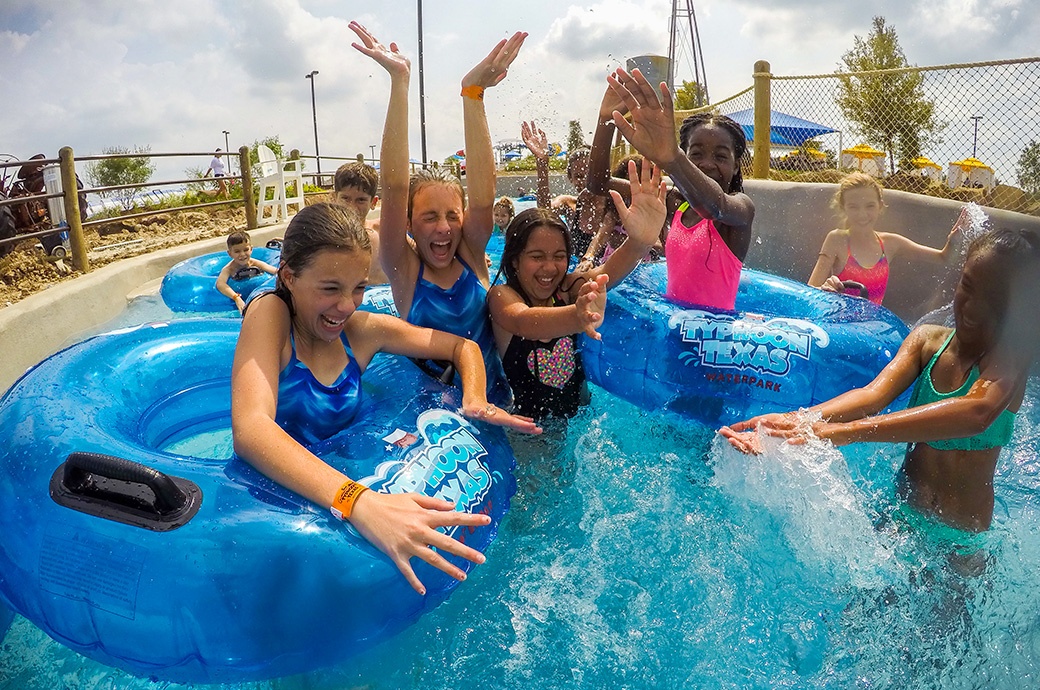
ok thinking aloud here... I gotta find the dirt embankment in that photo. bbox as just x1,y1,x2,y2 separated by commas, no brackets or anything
0,205,253,307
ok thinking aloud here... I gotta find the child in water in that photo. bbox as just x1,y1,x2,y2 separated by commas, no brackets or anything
351,22,524,401
488,160,666,422
493,197,515,233
721,227,1040,559
215,230,277,313
808,171,967,304
602,68,755,311
332,161,389,285
231,203,539,595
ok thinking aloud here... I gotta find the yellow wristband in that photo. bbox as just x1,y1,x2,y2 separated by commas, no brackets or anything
460,84,485,101
330,480,369,520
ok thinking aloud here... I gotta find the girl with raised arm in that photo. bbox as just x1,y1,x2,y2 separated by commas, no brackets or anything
352,22,525,401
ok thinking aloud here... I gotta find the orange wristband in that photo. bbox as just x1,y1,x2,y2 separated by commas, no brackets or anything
460,84,485,101
330,480,369,520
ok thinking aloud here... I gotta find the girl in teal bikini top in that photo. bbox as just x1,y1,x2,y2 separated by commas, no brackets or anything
908,330,1015,451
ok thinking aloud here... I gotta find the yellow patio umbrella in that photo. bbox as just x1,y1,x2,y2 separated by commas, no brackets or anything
909,156,941,170
841,143,885,158
949,156,994,172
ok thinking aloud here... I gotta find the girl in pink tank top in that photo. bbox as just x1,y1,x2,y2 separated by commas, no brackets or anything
589,71,755,311
809,171,965,306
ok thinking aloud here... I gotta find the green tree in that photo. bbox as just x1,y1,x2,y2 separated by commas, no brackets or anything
674,80,708,110
86,145,155,211
835,16,942,175
1016,140,1040,194
566,120,586,153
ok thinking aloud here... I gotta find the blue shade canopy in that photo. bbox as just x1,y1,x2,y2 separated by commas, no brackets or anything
725,109,837,147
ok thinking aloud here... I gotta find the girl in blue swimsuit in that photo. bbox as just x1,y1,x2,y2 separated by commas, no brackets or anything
722,227,1040,562
351,23,524,401
232,203,539,595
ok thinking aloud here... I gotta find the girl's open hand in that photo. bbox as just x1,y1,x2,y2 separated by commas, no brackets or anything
599,74,630,120
609,159,667,247
462,31,527,90
348,490,493,595
461,401,542,435
521,120,549,160
349,21,410,77
607,67,680,168
718,426,764,455
576,274,609,340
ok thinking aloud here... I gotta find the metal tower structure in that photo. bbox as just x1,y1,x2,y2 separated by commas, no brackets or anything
667,0,709,107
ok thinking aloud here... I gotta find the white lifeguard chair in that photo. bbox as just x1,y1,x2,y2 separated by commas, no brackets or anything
257,146,305,225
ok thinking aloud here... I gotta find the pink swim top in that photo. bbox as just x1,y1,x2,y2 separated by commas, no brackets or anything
836,234,888,305
665,203,742,310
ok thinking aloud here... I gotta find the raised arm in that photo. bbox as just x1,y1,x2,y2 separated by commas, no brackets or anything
577,160,667,291
350,22,418,303
520,120,552,209
886,208,968,267
586,79,631,198
460,31,527,258
606,68,755,232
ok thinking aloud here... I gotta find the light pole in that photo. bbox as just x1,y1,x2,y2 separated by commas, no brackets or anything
417,0,428,165
305,70,321,185
369,144,376,162
970,115,982,158
222,130,230,174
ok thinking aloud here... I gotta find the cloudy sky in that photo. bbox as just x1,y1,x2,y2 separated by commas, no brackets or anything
1,0,1036,183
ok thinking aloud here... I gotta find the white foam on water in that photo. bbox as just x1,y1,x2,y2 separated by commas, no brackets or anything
711,429,896,589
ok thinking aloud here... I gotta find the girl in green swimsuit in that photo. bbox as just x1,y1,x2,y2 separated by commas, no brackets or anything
721,227,1040,545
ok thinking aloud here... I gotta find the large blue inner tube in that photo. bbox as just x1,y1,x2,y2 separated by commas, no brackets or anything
583,262,910,426
160,246,280,312
0,319,516,683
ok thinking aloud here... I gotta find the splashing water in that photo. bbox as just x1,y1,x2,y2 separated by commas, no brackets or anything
711,428,897,590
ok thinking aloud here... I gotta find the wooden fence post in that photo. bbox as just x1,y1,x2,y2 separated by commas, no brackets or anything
59,147,89,272
240,146,256,229
752,60,772,180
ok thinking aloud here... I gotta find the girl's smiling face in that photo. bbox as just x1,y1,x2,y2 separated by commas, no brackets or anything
841,186,883,231
513,225,569,305
284,248,370,342
408,183,465,269
493,205,513,230
684,124,737,191
953,248,1007,350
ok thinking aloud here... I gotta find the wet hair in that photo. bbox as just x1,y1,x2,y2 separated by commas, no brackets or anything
678,113,748,193
226,230,251,249
408,167,466,220
966,227,1040,348
612,154,644,179
273,202,372,316
831,171,886,220
334,162,378,197
496,207,574,306
494,196,516,221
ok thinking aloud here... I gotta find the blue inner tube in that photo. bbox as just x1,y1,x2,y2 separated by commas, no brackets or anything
160,246,280,312
0,319,517,683
583,262,910,426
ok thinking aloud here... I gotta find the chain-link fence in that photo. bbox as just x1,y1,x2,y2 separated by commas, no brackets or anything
665,57,1040,216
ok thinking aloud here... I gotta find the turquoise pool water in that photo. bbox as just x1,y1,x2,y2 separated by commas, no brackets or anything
4,258,1040,688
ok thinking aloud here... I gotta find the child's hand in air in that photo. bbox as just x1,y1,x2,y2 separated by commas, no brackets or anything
462,32,527,90
576,274,609,340
606,67,680,169
598,73,629,121
609,159,667,247
460,401,542,435
521,121,549,161
349,22,410,78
